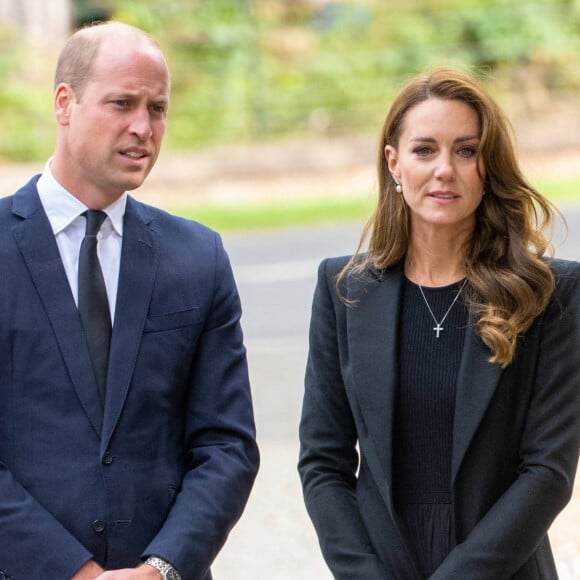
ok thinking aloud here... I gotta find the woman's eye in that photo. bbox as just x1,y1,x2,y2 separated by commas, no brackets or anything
412,146,433,156
458,146,477,157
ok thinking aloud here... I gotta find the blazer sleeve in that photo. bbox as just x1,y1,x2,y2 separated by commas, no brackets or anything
298,259,390,580
431,262,580,579
142,233,259,580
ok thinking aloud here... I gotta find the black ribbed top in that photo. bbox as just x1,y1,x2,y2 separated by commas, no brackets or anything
393,277,469,505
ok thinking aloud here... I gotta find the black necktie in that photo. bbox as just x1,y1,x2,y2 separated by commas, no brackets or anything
78,210,111,407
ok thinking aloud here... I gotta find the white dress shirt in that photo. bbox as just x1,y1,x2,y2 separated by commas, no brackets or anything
36,161,126,322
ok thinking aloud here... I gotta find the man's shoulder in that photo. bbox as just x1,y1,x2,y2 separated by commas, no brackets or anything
0,175,42,218
128,197,219,240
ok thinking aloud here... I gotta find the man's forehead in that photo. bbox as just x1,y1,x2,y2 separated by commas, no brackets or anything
93,35,167,70
91,48,169,85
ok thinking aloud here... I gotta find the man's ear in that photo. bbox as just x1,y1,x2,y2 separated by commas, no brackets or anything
54,83,75,126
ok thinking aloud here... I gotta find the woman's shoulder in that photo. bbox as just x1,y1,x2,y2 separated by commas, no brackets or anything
549,257,580,303
318,254,403,281
318,255,353,277
550,256,580,269
549,257,580,280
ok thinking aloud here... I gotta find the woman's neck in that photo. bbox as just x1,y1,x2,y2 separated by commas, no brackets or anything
405,231,468,287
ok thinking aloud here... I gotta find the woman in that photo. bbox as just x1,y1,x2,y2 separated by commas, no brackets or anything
298,67,580,579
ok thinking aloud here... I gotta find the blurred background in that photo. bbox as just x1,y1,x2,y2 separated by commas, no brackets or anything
2,0,580,162
1,1,579,578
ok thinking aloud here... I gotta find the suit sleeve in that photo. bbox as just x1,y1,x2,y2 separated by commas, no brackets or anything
431,263,580,579
298,259,390,579
142,233,259,580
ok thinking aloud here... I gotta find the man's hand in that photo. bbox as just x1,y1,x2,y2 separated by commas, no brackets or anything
95,565,162,579
71,562,162,579
71,560,105,579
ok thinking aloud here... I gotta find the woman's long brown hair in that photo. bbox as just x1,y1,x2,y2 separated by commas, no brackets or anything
338,67,558,366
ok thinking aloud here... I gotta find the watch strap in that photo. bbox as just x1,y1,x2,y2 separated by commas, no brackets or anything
144,555,181,580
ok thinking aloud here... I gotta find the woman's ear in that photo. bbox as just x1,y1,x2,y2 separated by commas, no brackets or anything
384,144,400,181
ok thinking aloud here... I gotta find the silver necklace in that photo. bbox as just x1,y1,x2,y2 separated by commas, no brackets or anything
416,279,467,338
407,261,468,338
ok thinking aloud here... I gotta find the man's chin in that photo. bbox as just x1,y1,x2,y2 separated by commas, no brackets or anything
119,171,150,192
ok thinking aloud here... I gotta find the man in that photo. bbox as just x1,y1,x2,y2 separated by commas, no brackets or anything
0,21,259,580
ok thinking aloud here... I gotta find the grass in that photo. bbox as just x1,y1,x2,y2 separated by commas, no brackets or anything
167,175,580,232
536,176,580,206
169,195,375,231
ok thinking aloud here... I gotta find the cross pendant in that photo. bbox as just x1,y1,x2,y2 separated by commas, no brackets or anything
433,324,444,338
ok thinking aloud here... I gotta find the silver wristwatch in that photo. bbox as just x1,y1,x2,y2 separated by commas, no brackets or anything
144,556,182,580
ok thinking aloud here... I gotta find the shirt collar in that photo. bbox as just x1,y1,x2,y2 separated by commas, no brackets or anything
37,159,127,236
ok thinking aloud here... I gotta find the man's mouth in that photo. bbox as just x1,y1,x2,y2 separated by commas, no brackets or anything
121,150,148,159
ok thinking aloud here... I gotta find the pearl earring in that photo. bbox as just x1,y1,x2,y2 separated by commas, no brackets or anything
395,182,402,194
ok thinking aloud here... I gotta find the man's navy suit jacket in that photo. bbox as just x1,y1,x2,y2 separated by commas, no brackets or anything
0,177,259,580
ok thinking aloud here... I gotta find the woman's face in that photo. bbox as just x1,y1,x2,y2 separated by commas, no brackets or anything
385,97,485,235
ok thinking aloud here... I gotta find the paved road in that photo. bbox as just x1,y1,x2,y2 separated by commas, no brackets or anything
212,208,580,579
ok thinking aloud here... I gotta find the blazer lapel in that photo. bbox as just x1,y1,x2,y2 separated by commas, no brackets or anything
11,185,103,435
451,317,504,485
344,260,506,491
346,263,426,577
346,263,403,499
101,197,158,451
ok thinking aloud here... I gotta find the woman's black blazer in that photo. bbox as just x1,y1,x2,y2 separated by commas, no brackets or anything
298,257,580,579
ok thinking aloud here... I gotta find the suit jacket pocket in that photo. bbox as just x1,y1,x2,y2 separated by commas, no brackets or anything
144,307,201,333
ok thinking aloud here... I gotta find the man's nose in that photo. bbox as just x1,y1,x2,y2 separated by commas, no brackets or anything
129,107,153,140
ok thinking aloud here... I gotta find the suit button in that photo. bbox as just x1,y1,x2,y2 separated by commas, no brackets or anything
102,451,113,465
92,519,106,533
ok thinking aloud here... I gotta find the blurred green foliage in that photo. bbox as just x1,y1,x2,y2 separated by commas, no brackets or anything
1,0,579,161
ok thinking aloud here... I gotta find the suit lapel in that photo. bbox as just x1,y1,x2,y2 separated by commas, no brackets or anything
346,263,505,492
451,315,504,485
346,263,403,496
11,184,103,435
346,264,426,577
101,197,158,451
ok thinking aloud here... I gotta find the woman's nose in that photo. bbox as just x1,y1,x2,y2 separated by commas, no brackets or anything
433,154,455,180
